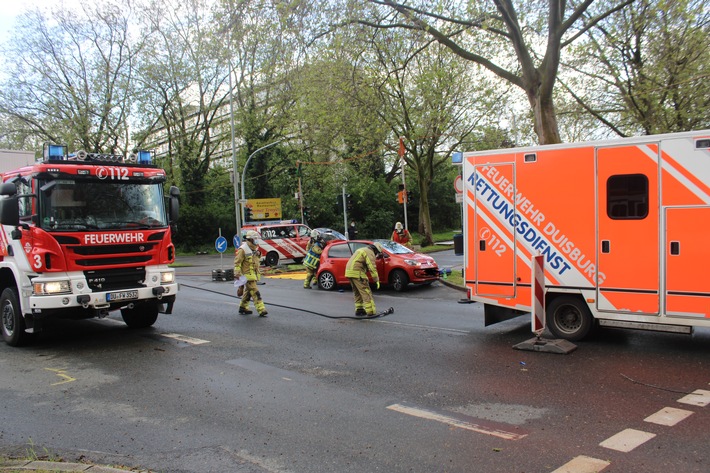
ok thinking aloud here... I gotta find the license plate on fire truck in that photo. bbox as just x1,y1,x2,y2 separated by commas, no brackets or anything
106,290,138,302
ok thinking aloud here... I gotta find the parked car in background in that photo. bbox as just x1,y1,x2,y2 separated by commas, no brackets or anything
314,227,347,243
316,239,439,292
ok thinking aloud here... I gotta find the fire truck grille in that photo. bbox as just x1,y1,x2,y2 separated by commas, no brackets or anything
84,267,147,291
76,255,153,267
70,243,157,255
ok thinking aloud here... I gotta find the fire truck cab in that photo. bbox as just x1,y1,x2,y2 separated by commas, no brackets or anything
0,144,180,346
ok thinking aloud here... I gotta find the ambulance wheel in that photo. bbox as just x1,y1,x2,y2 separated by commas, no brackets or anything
546,296,593,341
121,304,159,328
318,271,336,291
265,251,279,267
1,288,30,347
293,257,303,264
389,269,409,292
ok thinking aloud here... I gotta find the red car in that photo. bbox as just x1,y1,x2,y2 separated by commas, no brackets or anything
316,239,439,292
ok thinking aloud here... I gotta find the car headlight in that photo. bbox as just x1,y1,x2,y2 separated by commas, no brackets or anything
403,259,421,267
161,271,175,284
33,280,71,295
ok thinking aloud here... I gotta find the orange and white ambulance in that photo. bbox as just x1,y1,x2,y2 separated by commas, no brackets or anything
462,129,710,341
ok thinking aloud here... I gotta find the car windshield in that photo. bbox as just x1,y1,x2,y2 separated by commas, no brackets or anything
374,239,414,255
38,179,168,231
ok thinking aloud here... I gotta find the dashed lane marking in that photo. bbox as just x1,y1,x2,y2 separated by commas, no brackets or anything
644,406,694,426
160,333,211,345
550,455,610,473
599,428,656,452
387,402,527,440
677,389,710,407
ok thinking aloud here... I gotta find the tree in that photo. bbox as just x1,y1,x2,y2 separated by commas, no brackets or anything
0,1,141,153
564,0,710,136
344,0,633,145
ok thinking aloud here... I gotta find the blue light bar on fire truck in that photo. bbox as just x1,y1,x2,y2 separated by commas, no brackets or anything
44,143,67,161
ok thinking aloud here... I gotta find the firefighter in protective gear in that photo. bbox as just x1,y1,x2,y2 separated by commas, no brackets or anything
303,229,325,289
391,222,413,249
234,230,268,317
345,242,382,316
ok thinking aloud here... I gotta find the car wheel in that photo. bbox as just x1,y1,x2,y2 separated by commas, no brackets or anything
546,296,594,341
121,303,159,328
389,269,409,292
1,287,30,347
265,251,279,267
318,271,336,291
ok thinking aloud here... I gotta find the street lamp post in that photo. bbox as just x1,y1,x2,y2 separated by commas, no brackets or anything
240,139,284,227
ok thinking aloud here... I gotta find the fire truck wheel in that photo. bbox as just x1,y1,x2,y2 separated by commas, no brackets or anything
265,251,279,267
1,287,29,347
389,269,409,292
318,271,336,291
546,296,594,341
121,304,159,328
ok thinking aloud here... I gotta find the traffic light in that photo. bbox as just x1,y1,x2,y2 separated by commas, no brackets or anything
346,194,353,211
407,190,413,203
303,206,310,218
244,206,253,222
397,184,405,204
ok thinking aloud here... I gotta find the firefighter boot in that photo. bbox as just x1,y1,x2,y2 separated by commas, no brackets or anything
355,309,367,317
239,306,253,315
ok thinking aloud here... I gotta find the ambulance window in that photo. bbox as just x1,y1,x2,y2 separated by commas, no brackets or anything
607,174,648,220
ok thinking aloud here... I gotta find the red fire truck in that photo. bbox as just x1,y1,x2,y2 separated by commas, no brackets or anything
0,144,180,346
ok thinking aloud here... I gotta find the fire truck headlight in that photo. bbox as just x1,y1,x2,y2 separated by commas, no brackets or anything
33,280,71,295
160,271,175,284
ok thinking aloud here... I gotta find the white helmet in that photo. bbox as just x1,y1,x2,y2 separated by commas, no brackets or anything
245,230,260,241
310,229,320,238
370,242,384,255
395,222,403,231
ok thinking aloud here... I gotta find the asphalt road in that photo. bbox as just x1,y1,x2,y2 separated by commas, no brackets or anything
1,251,709,473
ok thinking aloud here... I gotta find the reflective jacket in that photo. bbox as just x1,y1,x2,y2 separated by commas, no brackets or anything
345,247,378,282
303,239,324,270
234,242,261,281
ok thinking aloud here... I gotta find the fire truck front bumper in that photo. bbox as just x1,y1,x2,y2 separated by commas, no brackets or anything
29,283,179,313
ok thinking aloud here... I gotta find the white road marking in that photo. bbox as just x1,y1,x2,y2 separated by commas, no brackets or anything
644,407,694,426
160,333,210,345
677,389,710,407
387,403,526,440
377,320,470,334
599,428,656,452
550,455,610,473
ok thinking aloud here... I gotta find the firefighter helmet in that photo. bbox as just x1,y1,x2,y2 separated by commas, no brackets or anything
245,230,260,241
395,222,403,231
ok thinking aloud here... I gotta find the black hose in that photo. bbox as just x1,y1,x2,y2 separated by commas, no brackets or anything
180,283,391,320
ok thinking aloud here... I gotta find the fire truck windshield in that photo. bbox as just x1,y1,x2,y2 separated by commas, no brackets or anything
38,179,168,231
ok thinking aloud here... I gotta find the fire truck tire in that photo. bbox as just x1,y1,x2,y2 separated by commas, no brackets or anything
121,304,159,328
265,251,279,267
389,269,409,292
1,287,29,347
318,271,336,291
546,295,594,341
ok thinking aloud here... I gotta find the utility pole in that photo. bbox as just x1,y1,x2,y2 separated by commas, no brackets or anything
342,184,348,239
399,136,409,230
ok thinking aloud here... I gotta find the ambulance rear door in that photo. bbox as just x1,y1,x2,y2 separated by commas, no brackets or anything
471,163,516,298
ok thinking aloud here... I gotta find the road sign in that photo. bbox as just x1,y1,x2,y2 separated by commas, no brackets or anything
215,236,228,253
454,175,464,194
233,235,241,248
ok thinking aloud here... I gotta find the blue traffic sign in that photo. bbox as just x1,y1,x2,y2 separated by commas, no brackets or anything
233,235,241,248
215,236,228,253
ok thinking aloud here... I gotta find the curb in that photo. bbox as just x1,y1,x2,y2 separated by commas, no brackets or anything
0,459,145,473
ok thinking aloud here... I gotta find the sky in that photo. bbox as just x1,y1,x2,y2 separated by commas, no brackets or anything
0,0,80,43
